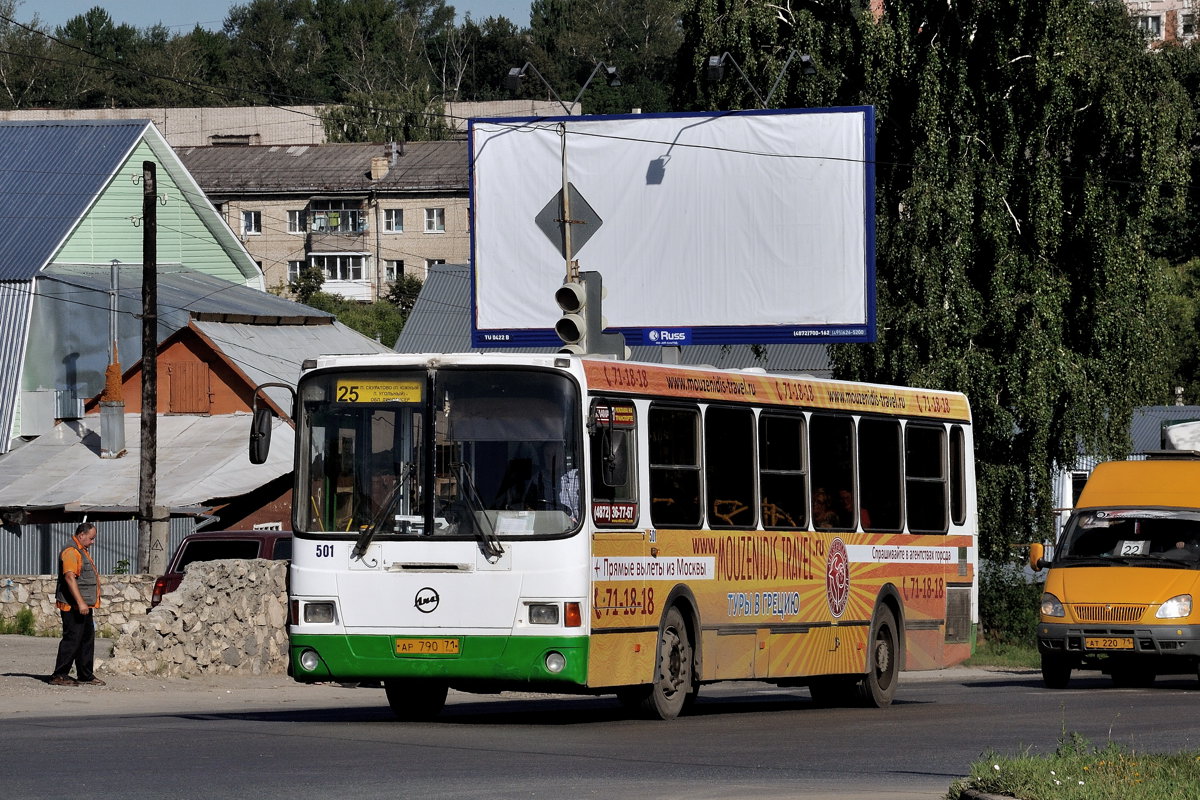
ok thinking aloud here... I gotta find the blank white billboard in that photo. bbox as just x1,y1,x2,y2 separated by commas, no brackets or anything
469,107,875,347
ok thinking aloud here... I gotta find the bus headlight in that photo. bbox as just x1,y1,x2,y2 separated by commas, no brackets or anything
1157,594,1192,619
303,602,338,624
528,603,559,624
1040,593,1065,618
298,649,321,672
545,651,566,673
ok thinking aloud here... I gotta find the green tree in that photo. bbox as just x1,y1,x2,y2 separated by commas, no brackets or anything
383,273,424,316
289,266,326,304
680,0,1192,567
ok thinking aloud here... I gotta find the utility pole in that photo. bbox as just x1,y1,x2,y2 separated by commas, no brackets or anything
137,161,167,574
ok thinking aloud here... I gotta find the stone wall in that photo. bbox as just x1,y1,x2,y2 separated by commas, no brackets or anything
0,574,154,635
0,560,289,677
107,560,289,677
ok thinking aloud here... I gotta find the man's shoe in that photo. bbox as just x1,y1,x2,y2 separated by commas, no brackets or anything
78,678,106,686
48,675,78,686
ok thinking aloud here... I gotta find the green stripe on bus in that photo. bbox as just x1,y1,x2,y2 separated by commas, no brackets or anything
289,633,589,684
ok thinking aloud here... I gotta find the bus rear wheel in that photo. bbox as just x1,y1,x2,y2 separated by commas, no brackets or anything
638,607,694,720
384,679,448,721
856,605,900,708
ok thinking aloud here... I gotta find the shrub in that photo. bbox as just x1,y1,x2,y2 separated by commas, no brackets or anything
979,559,1043,646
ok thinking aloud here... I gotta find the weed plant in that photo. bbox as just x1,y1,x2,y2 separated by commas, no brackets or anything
950,733,1200,800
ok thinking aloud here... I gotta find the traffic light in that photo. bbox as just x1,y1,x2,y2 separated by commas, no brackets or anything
554,275,593,354
554,270,627,358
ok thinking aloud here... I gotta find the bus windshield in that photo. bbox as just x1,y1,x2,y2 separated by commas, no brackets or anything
296,367,582,539
1056,508,1200,566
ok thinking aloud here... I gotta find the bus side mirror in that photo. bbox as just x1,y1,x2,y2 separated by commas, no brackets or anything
601,428,628,486
1028,542,1048,571
250,406,273,464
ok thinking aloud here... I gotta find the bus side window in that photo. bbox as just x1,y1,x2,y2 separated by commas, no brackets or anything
859,418,902,531
809,414,855,532
759,413,807,530
906,424,948,533
950,425,966,526
649,405,702,528
705,406,755,529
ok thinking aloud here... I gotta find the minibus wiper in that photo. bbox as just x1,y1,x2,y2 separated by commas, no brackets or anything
352,463,413,562
452,461,504,561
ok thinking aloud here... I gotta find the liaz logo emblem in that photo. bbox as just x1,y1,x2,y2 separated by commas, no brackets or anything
414,587,440,613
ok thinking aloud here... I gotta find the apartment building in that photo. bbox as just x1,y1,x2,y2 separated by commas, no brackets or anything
177,140,469,301
1125,0,1198,44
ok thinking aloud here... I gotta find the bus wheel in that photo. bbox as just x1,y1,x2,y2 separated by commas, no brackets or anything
641,606,694,720
384,679,448,721
1040,654,1072,689
856,606,900,708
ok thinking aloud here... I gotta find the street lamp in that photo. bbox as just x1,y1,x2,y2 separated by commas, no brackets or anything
505,60,623,115
706,50,814,107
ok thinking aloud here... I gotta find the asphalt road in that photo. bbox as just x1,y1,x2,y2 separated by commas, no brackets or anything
5,635,1200,800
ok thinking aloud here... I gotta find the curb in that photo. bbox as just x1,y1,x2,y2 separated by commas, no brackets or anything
960,789,1021,800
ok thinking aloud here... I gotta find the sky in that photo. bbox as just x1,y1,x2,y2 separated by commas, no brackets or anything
29,0,533,33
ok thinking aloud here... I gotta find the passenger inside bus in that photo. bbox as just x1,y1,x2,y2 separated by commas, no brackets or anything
812,488,838,528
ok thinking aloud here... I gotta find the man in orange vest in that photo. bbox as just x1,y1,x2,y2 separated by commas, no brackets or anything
49,522,105,686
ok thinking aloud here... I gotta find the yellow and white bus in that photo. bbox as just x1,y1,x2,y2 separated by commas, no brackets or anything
258,353,977,719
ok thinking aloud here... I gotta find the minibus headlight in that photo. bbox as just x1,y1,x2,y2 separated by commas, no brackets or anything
303,602,337,624
528,603,559,625
1157,594,1192,619
1040,593,1065,618
545,651,566,673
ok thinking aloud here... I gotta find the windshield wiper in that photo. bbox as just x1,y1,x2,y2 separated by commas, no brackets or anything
351,463,413,562
452,461,504,561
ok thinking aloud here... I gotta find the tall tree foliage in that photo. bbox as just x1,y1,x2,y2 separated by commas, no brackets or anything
680,0,1192,562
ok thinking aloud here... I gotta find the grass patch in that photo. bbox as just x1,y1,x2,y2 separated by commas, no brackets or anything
950,733,1200,799
963,637,1039,669
0,607,37,636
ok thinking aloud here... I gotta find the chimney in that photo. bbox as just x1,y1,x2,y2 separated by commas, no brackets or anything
370,156,389,181
99,345,126,458
1176,386,1185,406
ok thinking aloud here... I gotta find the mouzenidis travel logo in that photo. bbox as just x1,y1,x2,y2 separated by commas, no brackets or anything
826,538,849,618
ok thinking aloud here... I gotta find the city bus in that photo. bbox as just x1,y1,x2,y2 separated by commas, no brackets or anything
252,352,977,720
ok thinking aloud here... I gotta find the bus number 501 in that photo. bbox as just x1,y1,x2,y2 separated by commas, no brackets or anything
315,544,335,558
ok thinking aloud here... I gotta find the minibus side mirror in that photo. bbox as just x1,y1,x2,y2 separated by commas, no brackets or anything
1028,542,1050,571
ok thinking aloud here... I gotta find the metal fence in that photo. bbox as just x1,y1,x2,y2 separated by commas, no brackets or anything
0,518,197,575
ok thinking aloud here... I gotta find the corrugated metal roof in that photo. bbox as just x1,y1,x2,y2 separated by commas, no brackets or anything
0,412,293,512
176,140,467,195
0,280,34,447
1131,405,1200,453
0,119,150,280
394,263,832,376
192,319,395,410
42,264,332,325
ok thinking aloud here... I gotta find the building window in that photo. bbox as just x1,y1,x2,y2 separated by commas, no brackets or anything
425,258,446,270
1137,14,1162,38
287,260,306,281
311,200,366,233
385,260,404,281
242,210,262,235
384,209,404,232
1184,13,1196,37
424,207,445,233
287,210,306,233
311,254,365,281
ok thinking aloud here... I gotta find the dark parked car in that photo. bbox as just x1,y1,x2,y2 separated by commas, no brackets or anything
150,530,292,607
